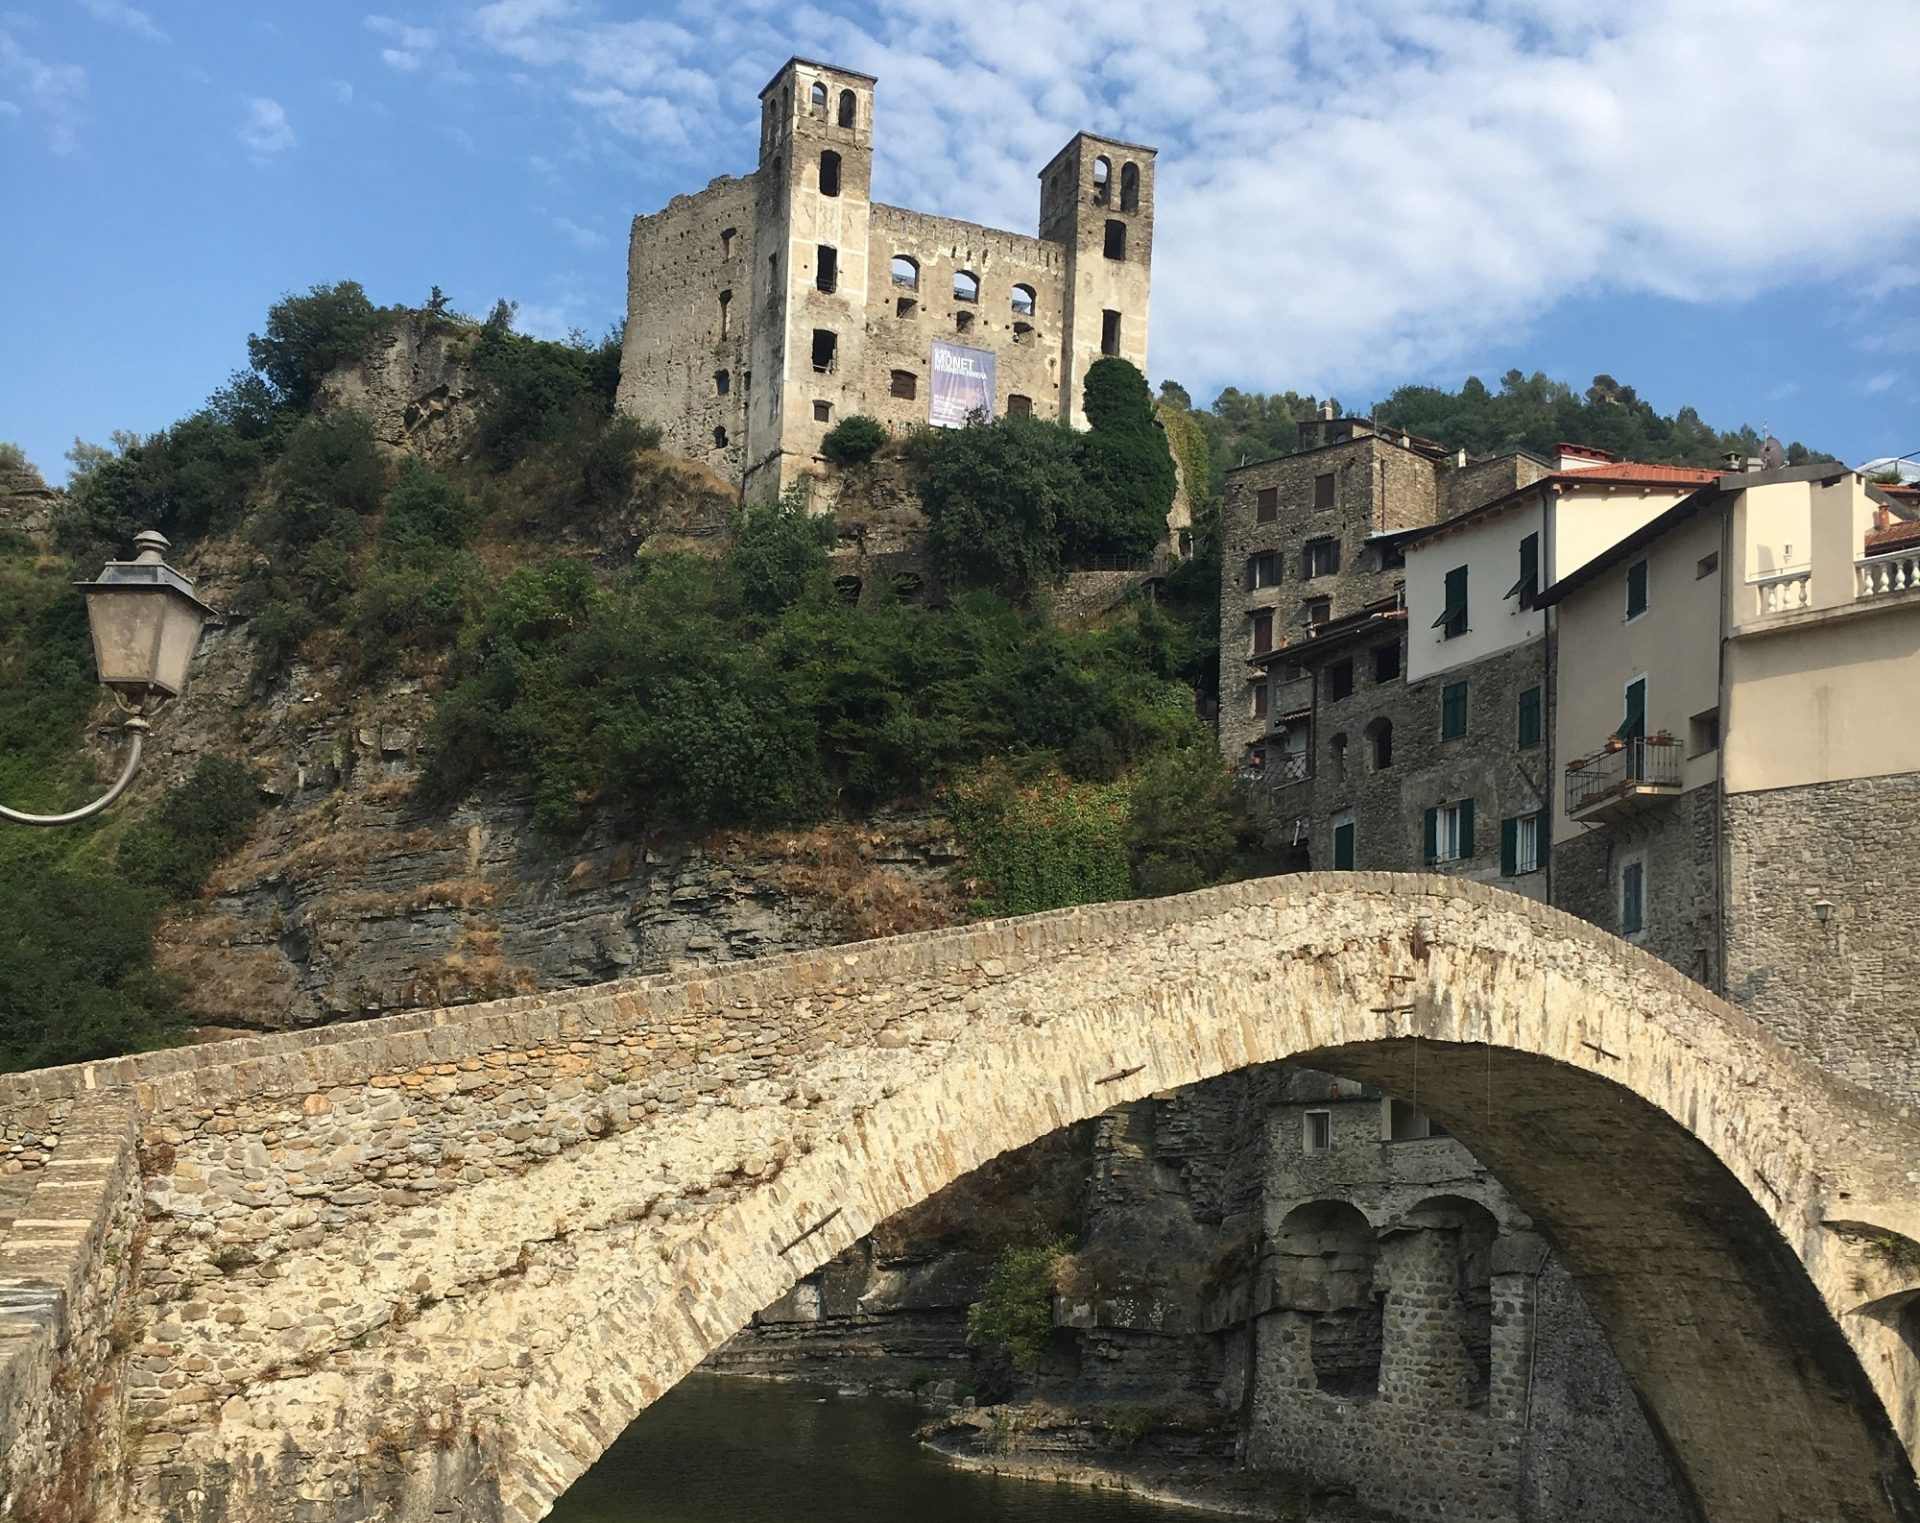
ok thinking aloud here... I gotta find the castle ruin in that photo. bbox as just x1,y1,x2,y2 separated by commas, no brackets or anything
617,57,1156,501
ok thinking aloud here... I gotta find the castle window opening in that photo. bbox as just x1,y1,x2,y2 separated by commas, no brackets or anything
743,370,751,393
1092,154,1111,204
896,296,917,318
1303,536,1341,579
1012,321,1033,343
837,88,856,128
714,369,730,396
819,149,842,196
769,253,779,287
1011,283,1036,316
721,226,736,257
1257,486,1278,522
1373,641,1400,682
1368,717,1393,770
811,328,838,373
1101,308,1121,355
713,425,728,448
891,254,919,290
718,288,732,339
953,269,980,303
1120,160,1140,212
1329,731,1348,780
890,369,917,400
833,574,862,603
1008,393,1032,416
1328,658,1355,701
1251,608,1273,656
1104,219,1126,260
809,80,828,118
816,244,838,293
1314,471,1336,509
955,311,974,333
772,154,782,181
813,400,832,422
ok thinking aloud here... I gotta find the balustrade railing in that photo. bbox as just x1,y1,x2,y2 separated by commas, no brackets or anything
1858,550,1920,599
1749,566,1812,617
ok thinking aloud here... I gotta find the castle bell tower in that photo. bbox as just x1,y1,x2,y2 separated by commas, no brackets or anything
1039,133,1156,428
744,57,878,501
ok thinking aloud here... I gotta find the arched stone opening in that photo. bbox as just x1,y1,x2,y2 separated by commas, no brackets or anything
1391,1194,1498,1409
1270,1199,1383,1399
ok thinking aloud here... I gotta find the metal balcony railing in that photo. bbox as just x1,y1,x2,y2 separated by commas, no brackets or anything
1565,734,1681,816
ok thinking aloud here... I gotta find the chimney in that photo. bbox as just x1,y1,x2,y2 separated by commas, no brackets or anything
1321,401,1335,421
1876,504,1892,531
1722,450,1745,473
1456,448,1467,467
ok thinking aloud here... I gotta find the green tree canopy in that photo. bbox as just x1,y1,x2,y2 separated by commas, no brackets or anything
247,280,392,411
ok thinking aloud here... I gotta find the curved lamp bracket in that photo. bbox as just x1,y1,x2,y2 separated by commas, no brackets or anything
0,718,149,827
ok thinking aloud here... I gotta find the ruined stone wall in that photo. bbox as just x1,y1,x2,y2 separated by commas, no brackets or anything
314,312,481,463
1723,773,1920,1104
849,204,1066,438
617,176,760,484
1551,783,1720,989
1438,454,1548,521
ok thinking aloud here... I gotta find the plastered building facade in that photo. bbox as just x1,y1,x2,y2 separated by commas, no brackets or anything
618,58,1155,501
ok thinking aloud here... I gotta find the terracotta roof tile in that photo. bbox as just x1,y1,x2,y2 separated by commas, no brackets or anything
1555,462,1722,485
1866,518,1920,552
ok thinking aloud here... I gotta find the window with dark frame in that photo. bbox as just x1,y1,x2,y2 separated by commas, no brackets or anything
1508,531,1539,607
1697,551,1719,579
815,244,838,293
1627,558,1650,619
1501,813,1542,876
1368,717,1393,770
1251,609,1273,656
1314,472,1335,509
1256,486,1278,522
1372,642,1400,682
1304,1110,1332,1155
1621,859,1646,936
1441,679,1468,740
1104,219,1127,259
1517,685,1542,749
889,369,917,400
1008,394,1033,417
714,369,731,396
1435,565,1468,638
1101,309,1122,356
1251,680,1269,718
810,328,837,373
1248,551,1280,589
1304,598,1331,627
1424,799,1474,863
819,149,842,197
1332,819,1356,871
813,400,832,423
1328,659,1355,701
1303,537,1341,579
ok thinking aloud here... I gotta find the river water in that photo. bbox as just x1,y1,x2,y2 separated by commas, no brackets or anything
547,1373,1209,1523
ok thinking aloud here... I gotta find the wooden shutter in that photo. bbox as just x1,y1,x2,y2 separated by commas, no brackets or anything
1458,799,1475,858
1500,816,1518,877
1423,807,1438,864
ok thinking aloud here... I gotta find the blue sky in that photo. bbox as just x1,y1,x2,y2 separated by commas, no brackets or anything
4,0,1919,480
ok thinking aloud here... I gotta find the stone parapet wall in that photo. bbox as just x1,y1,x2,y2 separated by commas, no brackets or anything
0,1088,142,1521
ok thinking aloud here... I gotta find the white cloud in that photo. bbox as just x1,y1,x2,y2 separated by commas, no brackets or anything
0,98,19,117
74,0,167,42
457,0,1920,401
553,215,606,249
0,27,85,152
333,79,355,105
1861,371,1900,396
366,14,438,73
237,95,295,160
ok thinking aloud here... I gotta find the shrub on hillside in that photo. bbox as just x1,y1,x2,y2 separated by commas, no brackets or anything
820,414,888,467
731,486,835,618
947,767,1132,916
118,756,262,901
920,414,1088,596
247,280,392,411
1126,742,1243,897
966,1240,1069,1373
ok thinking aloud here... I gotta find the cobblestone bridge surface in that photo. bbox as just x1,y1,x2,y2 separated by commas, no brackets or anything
0,875,1915,1523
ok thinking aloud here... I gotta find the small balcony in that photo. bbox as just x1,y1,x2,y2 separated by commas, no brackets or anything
1565,734,1682,823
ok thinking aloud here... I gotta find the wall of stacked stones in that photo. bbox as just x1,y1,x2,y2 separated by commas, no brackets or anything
1723,774,1920,1105
0,1089,143,1522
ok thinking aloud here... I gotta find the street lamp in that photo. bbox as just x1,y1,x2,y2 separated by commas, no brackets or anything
0,530,214,827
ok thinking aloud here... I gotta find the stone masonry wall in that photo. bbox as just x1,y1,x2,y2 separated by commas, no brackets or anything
1220,438,1439,759
1551,783,1720,990
1723,773,1920,1104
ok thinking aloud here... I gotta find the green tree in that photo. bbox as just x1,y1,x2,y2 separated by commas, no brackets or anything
1126,743,1243,896
730,486,835,618
966,1240,1068,1373
920,414,1086,596
1072,357,1177,559
820,414,888,466
247,280,391,411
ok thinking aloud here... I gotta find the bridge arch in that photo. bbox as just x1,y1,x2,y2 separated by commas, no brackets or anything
3,876,1915,1523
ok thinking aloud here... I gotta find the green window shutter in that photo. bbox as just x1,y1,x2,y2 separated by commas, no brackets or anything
1518,686,1541,748
1442,681,1468,740
1423,807,1438,864
1500,816,1518,877
1627,558,1649,618
1507,533,1540,604
1459,798,1475,858
1616,677,1647,739
1333,821,1355,870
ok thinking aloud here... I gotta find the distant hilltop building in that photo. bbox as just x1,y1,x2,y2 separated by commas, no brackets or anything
617,57,1156,501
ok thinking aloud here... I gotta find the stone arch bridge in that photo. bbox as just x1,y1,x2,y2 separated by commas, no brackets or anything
0,875,1915,1523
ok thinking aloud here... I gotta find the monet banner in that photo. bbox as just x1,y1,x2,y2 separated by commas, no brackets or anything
928,341,997,427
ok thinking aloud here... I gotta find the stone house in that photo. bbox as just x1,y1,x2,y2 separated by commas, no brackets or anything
1540,461,1920,1104
617,57,1154,501
1217,410,1545,765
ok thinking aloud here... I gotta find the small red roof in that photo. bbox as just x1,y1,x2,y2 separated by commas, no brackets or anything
1554,461,1722,486
1866,517,1920,554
